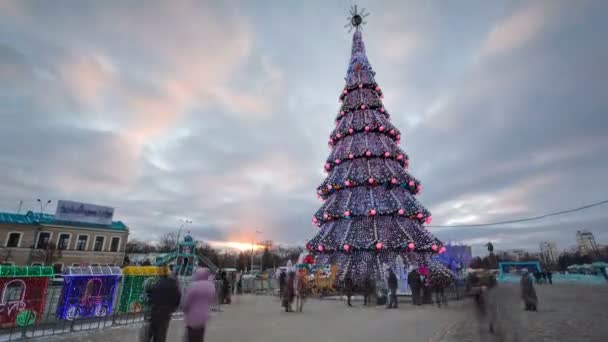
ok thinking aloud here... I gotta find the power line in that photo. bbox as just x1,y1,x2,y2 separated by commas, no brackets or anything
428,199,608,229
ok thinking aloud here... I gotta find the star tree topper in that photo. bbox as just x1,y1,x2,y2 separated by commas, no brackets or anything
344,5,370,33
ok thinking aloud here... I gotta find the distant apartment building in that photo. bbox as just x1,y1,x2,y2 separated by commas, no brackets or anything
0,200,129,274
576,230,598,255
539,241,558,264
497,249,538,261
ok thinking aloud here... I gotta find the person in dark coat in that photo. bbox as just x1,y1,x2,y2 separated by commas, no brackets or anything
547,270,553,285
279,270,287,299
221,272,231,304
282,271,295,312
144,273,181,342
520,269,538,311
407,268,421,305
386,269,399,309
344,275,354,307
363,275,374,306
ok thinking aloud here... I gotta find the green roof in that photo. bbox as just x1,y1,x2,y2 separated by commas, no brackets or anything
0,211,128,231
0,265,54,278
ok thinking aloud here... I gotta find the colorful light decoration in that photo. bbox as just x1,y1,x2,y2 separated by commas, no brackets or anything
0,265,54,328
307,21,450,282
117,266,170,313
56,266,122,321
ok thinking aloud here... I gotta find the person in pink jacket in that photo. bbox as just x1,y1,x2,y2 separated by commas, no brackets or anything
183,268,216,342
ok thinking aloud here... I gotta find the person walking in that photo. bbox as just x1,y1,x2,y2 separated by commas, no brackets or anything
363,275,374,306
344,275,354,307
282,271,295,312
143,271,181,342
183,268,216,342
278,270,286,300
221,272,231,304
547,270,553,285
386,269,399,309
520,269,538,311
295,269,308,312
433,280,448,308
407,268,421,305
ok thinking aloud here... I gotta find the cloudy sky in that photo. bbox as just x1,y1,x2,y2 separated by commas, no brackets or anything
1,0,607,255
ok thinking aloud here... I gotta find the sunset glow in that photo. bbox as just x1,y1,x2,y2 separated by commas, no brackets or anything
208,240,264,252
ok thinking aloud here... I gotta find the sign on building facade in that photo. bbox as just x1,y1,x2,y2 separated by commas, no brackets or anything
55,200,114,225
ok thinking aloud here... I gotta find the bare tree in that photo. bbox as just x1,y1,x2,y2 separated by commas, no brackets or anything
158,232,178,253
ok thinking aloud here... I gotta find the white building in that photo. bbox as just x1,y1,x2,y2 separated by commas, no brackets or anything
576,230,598,255
539,241,558,264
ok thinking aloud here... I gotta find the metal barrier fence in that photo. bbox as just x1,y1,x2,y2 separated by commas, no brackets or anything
0,278,222,341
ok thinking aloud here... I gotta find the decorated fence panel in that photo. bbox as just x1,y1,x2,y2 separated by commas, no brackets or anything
56,266,122,321
117,266,170,313
0,266,54,328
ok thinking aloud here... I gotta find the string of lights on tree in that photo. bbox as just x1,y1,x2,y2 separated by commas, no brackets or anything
306,6,452,284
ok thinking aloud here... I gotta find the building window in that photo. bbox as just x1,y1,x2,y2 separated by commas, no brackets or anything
5,281,25,302
53,264,63,274
6,233,22,248
57,234,71,250
110,237,121,252
93,236,105,252
35,232,51,249
76,235,88,251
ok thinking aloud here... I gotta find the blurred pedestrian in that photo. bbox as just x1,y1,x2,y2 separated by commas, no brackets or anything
432,280,448,308
296,269,308,312
221,271,231,304
142,271,181,342
520,269,538,311
279,270,286,300
363,275,375,306
344,274,354,307
541,271,547,284
282,271,295,312
386,269,399,309
407,268,421,305
183,268,215,342
547,270,553,285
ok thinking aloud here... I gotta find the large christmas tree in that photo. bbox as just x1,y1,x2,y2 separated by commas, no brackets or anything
307,9,452,284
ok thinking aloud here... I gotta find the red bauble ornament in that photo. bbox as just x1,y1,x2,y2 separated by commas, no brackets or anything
344,180,351,187
340,111,345,116
375,86,380,91
359,83,363,89
370,209,377,216
348,128,354,134
348,153,354,159
391,178,398,185
323,213,329,219
389,129,395,135
343,89,348,94
408,180,415,187
425,216,432,224
384,152,390,157
364,126,370,131
326,184,332,190
376,242,383,250
417,213,424,219
365,151,372,157
439,246,446,254
344,210,350,217
312,217,318,224
368,177,374,184
336,133,342,138
361,104,366,110
397,154,404,160
380,107,385,113
408,242,415,250
379,126,385,132
318,245,324,252
398,209,405,215
335,159,341,164
343,244,350,251
431,244,438,251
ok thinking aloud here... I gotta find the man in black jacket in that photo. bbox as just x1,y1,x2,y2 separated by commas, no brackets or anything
144,273,181,342
407,268,421,305
386,269,399,309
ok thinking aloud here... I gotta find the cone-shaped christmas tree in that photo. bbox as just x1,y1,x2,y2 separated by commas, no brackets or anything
307,14,452,284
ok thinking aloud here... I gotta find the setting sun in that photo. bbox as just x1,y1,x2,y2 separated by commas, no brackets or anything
208,240,263,252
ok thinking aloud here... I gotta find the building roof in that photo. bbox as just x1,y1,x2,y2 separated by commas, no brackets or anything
63,266,122,277
0,210,128,231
